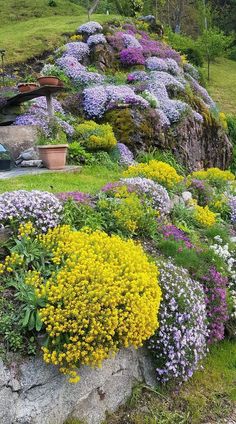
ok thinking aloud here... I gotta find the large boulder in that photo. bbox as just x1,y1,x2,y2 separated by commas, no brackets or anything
105,108,232,171
0,348,155,424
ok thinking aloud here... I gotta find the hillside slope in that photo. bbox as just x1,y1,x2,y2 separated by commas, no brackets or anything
0,0,116,64
0,0,85,22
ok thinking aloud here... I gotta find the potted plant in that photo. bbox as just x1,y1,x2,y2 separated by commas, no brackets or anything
37,126,68,170
37,64,65,87
18,75,39,93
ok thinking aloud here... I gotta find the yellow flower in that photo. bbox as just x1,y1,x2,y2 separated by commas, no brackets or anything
123,160,183,189
194,205,216,227
33,226,162,382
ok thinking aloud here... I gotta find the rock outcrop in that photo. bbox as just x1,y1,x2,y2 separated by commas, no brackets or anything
0,348,155,424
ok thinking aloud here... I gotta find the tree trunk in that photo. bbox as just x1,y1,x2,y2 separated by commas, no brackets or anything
89,0,101,16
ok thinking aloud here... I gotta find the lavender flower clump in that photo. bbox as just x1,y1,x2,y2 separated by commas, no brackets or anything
63,42,89,62
14,97,74,137
201,267,228,343
0,190,62,232
161,225,193,248
87,34,107,47
229,196,236,224
120,177,171,214
77,21,102,35
123,33,142,49
148,261,208,383
187,74,216,109
117,143,135,167
127,70,149,82
184,63,200,81
83,85,108,118
83,85,149,118
57,191,92,204
56,55,86,79
166,58,181,76
120,48,145,66
146,57,168,72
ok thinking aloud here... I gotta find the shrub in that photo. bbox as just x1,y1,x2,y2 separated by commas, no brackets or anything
123,160,183,189
97,189,158,237
119,177,171,215
75,121,117,150
167,30,204,67
68,142,93,164
190,168,235,190
21,226,162,382
0,190,62,232
148,261,208,383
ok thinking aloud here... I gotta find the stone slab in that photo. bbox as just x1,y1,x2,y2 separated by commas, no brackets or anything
0,165,81,180
0,347,156,424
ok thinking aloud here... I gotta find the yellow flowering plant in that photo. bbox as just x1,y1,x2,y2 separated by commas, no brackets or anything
75,120,117,151
1,224,162,383
97,189,158,237
193,205,216,227
189,167,235,190
123,160,183,190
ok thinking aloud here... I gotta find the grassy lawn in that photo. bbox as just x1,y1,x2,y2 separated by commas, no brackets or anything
0,166,121,194
102,340,236,424
0,13,119,65
206,58,236,115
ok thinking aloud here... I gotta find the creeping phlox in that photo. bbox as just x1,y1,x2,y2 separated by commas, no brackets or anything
123,160,183,189
26,226,161,382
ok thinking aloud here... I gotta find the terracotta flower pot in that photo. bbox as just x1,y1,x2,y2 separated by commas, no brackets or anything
18,83,39,93
37,76,61,86
38,144,68,170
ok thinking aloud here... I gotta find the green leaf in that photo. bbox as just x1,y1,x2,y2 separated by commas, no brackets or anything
22,308,31,327
28,312,35,331
35,312,43,332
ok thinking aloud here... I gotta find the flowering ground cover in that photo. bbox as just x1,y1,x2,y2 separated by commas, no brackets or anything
0,17,236,424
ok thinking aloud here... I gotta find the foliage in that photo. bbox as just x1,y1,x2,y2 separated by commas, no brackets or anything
123,160,183,190
97,189,158,238
167,30,204,67
68,142,93,165
189,167,235,190
4,225,161,382
197,28,233,79
75,120,117,150
136,149,186,176
148,261,208,383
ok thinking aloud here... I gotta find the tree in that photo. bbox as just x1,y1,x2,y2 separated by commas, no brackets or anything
198,28,233,79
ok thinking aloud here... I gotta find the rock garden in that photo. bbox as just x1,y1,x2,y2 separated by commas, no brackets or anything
0,17,236,424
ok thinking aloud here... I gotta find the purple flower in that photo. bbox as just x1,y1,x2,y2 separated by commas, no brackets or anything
87,34,107,47
77,21,102,35
148,261,208,383
229,196,236,224
0,190,62,231
201,267,228,343
120,48,145,66
57,191,92,204
63,42,89,62
161,225,193,248
120,177,171,214
117,143,135,167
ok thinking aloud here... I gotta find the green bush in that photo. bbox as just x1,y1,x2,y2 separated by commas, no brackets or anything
167,30,204,67
75,121,117,151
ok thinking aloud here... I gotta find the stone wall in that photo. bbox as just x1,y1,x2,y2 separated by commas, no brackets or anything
0,347,156,424
0,126,38,159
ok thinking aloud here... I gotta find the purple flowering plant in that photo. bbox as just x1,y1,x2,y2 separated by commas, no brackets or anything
0,190,62,232
148,261,208,383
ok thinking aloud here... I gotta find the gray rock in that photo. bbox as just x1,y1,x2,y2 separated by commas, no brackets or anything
0,348,156,424
20,160,43,167
182,191,192,203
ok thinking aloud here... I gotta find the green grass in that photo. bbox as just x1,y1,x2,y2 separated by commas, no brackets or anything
0,166,121,194
104,340,236,424
206,58,236,115
0,13,119,65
